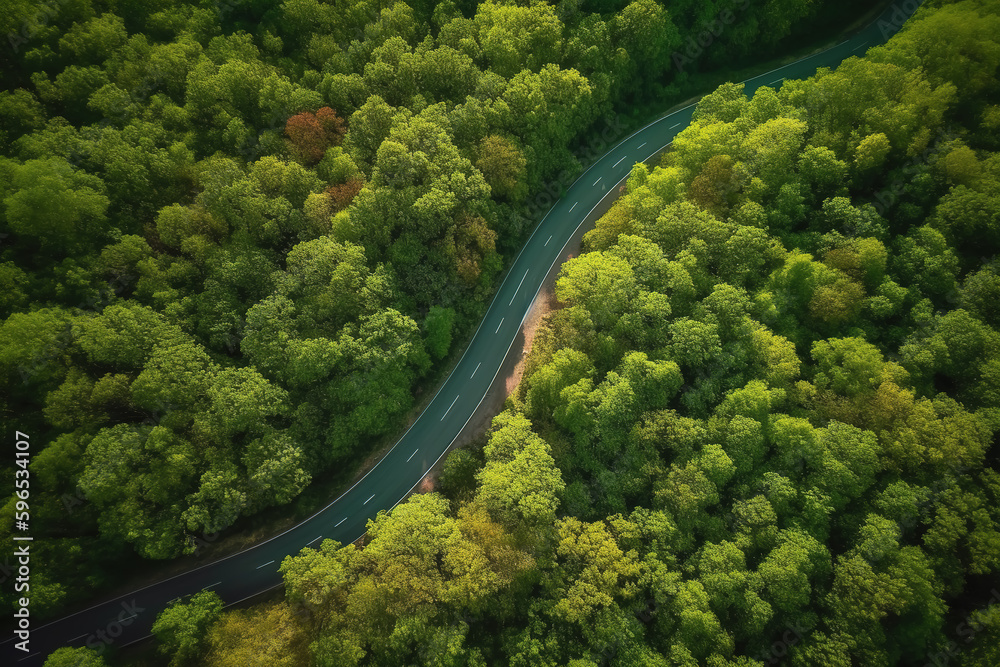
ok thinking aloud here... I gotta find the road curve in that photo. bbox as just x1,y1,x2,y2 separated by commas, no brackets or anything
5,2,922,663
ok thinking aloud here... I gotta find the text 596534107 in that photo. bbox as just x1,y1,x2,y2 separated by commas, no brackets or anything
13,431,32,654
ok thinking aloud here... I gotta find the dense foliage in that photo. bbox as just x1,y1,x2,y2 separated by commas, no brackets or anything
2,0,858,624
178,1,1000,665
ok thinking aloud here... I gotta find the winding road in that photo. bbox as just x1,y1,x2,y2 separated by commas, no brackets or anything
5,2,923,663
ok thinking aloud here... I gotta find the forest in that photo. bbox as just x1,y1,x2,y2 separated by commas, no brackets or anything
1,0,863,623
1,0,997,665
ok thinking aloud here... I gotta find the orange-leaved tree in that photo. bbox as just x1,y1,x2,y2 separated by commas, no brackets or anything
285,107,347,165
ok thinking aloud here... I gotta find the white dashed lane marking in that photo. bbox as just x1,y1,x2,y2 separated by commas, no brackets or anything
441,395,460,421
510,270,529,305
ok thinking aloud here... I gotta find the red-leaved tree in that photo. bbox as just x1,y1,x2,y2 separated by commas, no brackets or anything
326,178,363,213
285,107,347,165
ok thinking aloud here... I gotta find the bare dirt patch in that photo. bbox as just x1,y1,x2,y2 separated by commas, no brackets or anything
505,286,556,397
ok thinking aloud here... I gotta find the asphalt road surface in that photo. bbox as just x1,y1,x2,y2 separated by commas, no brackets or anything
5,2,923,663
